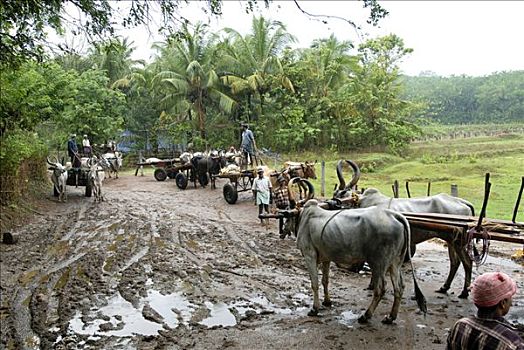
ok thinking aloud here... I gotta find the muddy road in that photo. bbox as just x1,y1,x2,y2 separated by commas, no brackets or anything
1,174,523,349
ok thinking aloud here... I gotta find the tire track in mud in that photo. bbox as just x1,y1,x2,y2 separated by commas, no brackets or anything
9,201,91,350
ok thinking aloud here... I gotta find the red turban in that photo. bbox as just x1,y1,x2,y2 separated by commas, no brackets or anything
471,272,518,307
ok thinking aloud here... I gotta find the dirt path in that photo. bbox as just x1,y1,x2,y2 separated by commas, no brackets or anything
1,174,523,349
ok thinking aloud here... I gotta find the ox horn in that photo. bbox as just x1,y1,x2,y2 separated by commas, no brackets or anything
346,160,361,190
336,160,346,191
46,156,57,166
301,179,315,200
287,177,301,204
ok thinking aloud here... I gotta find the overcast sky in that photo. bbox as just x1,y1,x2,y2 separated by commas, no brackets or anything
122,1,524,77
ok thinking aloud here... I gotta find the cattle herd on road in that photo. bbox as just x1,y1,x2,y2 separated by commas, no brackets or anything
47,149,489,324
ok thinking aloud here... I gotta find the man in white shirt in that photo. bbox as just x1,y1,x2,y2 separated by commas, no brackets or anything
252,167,272,223
82,135,91,156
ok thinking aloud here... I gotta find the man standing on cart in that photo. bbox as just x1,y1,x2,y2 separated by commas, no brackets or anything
240,123,257,168
67,134,80,167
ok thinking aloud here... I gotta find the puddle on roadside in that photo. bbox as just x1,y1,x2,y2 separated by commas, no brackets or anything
338,310,360,327
69,289,198,337
200,301,237,328
69,292,164,336
68,290,310,337
146,290,195,328
230,294,302,317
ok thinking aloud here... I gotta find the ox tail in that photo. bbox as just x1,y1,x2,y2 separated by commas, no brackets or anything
397,212,427,316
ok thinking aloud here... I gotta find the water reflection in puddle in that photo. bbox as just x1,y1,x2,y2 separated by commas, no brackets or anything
69,290,312,337
69,290,196,336
146,290,195,328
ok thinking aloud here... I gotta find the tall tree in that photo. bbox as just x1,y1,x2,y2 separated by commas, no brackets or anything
220,16,296,121
89,38,143,86
152,23,235,142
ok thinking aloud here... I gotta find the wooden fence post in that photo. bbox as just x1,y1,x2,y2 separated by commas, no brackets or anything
321,160,325,197
451,184,458,197
427,181,431,196
405,181,411,198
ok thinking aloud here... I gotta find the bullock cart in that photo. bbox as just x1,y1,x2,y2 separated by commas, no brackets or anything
211,169,257,204
66,167,93,197
134,158,182,182
135,156,213,190
48,157,93,198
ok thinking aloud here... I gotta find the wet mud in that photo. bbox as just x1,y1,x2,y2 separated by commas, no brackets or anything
1,174,522,349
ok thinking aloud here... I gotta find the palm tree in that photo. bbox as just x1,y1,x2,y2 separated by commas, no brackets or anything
89,37,143,86
220,16,296,121
307,34,358,97
152,23,235,141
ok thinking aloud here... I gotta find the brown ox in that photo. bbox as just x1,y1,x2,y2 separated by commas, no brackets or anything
283,161,317,180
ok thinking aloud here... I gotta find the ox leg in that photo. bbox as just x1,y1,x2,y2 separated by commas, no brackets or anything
456,243,472,299
359,271,386,323
321,262,332,307
304,253,321,316
383,264,404,324
436,244,460,295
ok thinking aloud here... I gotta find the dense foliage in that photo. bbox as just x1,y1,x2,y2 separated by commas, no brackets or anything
401,71,524,124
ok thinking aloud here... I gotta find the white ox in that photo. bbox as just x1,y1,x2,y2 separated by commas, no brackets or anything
334,160,476,298
88,158,105,202
47,157,68,202
101,152,122,179
288,200,426,324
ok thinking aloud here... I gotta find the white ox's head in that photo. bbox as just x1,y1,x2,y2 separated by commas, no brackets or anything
47,157,67,179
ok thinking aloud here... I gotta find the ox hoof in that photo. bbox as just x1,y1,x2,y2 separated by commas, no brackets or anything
322,300,332,307
381,315,395,324
458,291,469,299
357,314,369,324
307,309,319,317
435,287,448,295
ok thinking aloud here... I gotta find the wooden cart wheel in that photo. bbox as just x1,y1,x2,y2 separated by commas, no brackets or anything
167,168,178,179
223,183,238,204
175,172,188,190
154,168,167,182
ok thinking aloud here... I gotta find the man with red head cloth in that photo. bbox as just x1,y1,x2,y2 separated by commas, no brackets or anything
447,272,523,349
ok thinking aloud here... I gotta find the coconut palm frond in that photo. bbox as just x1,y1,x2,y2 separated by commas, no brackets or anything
209,89,237,114
111,77,131,89
163,79,190,95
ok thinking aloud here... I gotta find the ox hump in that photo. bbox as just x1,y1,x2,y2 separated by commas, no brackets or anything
304,199,319,208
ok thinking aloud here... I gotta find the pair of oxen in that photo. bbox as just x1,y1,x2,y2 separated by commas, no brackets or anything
47,153,120,202
276,160,475,324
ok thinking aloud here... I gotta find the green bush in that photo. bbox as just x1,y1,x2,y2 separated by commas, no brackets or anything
0,130,47,204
